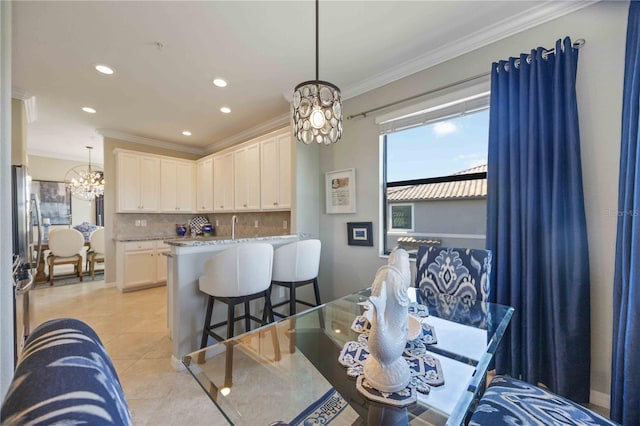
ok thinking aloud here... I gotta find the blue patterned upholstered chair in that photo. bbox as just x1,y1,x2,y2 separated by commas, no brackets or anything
470,376,618,425
415,246,492,327
415,246,492,304
1,318,132,425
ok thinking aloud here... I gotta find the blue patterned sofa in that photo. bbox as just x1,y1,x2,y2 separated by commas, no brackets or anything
1,318,132,425
470,376,618,425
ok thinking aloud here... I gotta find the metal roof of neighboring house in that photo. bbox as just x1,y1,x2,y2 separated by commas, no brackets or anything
388,164,487,202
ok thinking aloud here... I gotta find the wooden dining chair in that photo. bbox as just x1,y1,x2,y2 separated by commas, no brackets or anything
47,228,85,286
87,228,105,279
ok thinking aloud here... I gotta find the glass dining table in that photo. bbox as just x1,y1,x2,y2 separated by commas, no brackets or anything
183,287,514,426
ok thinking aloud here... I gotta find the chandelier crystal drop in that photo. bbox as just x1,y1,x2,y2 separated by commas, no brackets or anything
66,146,105,201
292,0,342,145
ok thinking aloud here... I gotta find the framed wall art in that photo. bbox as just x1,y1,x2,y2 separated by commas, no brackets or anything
347,222,373,246
325,168,356,214
32,180,72,225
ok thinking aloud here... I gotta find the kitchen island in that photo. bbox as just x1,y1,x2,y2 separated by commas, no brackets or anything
164,234,298,369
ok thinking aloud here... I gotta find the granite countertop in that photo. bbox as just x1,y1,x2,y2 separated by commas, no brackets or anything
114,234,177,242
163,234,298,247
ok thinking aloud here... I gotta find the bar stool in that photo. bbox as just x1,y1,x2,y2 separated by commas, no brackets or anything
199,243,274,348
271,239,321,318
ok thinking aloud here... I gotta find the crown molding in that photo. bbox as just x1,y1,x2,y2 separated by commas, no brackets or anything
204,113,290,154
96,129,206,156
29,148,103,165
343,0,599,100
12,87,37,123
11,86,30,100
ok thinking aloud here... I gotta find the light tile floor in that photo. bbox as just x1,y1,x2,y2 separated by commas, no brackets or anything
30,281,230,426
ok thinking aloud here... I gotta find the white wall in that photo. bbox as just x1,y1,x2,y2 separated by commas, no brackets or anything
318,1,627,403
0,0,12,400
28,155,98,226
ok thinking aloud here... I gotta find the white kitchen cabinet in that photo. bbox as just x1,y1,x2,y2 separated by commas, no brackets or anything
155,242,170,283
234,143,261,210
260,133,291,210
213,152,234,212
161,159,195,213
196,157,214,212
116,152,161,212
116,240,168,292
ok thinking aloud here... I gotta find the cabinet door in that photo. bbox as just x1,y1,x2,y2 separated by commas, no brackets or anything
156,248,169,283
160,159,178,212
123,250,156,288
234,145,260,210
261,134,291,209
213,152,234,212
117,153,142,212
139,157,161,211
196,158,214,212
175,161,195,212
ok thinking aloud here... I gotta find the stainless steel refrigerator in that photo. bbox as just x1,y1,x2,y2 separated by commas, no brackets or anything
11,165,42,364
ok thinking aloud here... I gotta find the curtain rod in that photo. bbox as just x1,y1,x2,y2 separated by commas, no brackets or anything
347,38,586,121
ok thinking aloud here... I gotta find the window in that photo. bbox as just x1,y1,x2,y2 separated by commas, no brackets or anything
389,203,414,231
380,92,490,256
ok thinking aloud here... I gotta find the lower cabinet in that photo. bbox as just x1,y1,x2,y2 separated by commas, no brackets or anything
116,240,170,292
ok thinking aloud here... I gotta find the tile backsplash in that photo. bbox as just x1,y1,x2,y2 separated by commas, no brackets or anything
114,211,291,239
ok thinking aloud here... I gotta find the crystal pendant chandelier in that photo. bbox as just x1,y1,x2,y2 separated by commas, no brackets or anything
292,0,342,145
66,146,105,201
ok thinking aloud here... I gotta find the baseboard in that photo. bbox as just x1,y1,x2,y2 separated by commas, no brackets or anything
104,281,117,288
590,389,610,409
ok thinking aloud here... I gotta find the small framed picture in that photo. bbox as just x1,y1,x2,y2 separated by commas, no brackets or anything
325,168,356,214
347,222,373,246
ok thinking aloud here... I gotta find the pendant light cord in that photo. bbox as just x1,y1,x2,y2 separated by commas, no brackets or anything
315,0,319,82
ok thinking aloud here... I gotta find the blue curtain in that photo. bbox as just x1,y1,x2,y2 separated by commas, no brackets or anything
486,37,591,402
611,2,640,424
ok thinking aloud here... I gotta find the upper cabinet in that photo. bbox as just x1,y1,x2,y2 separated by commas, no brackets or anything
196,157,214,212
114,127,293,215
116,151,161,213
234,143,261,210
213,152,234,212
161,159,195,213
260,133,291,210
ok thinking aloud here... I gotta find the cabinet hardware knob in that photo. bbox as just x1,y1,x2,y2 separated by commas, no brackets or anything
244,204,247,207
273,202,277,205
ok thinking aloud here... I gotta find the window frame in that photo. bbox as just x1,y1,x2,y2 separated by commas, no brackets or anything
388,203,415,232
379,92,490,257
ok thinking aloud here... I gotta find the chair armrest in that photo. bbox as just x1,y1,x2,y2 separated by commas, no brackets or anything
1,318,132,425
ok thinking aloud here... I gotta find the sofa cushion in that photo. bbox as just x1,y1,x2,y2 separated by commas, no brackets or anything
1,318,132,425
469,376,617,425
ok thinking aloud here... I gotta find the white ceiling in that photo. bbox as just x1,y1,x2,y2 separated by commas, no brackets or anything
12,1,591,165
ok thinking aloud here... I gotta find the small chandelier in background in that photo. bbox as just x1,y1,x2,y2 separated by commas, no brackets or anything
65,146,105,201
292,0,342,145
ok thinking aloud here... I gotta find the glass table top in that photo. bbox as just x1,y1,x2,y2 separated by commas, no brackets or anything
183,288,513,426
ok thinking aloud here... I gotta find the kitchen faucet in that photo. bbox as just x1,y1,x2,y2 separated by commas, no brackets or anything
231,215,238,240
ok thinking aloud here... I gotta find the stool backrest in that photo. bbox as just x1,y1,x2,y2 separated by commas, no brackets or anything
272,239,321,282
89,228,105,254
200,243,273,298
48,228,85,257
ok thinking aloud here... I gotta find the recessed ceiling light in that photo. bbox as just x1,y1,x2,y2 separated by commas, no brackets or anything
213,78,227,87
82,107,97,114
220,107,231,114
95,64,114,75
182,130,192,136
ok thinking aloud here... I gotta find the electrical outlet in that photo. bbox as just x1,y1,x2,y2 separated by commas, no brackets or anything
283,220,288,229
215,219,219,227
141,219,147,227
278,287,285,298
135,220,141,227
254,220,259,228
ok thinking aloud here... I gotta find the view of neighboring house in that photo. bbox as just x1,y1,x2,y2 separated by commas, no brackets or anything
387,164,487,253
